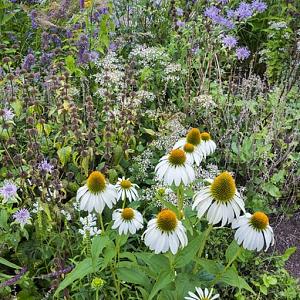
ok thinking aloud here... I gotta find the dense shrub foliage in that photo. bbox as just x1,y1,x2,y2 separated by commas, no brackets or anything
0,0,299,299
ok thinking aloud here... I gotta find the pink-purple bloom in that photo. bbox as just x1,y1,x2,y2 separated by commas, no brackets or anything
236,47,251,60
0,181,17,200
13,208,31,226
176,20,185,27
222,35,238,49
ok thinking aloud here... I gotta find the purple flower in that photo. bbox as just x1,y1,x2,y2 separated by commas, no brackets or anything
0,181,17,201
22,53,35,71
176,7,184,16
251,0,267,12
176,20,185,27
226,9,235,18
204,6,220,20
217,16,235,29
30,10,38,29
13,209,31,226
2,108,15,121
79,0,84,9
222,35,238,49
235,2,253,20
236,47,251,60
38,159,54,173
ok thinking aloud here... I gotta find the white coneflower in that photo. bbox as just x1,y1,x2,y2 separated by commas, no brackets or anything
77,171,117,213
199,132,216,158
143,209,188,254
182,143,203,166
185,287,219,300
173,128,202,151
112,208,143,235
232,212,275,251
115,177,139,202
192,172,245,226
155,149,195,186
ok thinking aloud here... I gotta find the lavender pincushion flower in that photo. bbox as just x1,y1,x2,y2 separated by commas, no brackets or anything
13,208,31,227
222,35,238,49
204,6,220,20
0,181,18,201
176,7,184,16
236,47,251,60
38,159,54,173
176,20,185,27
251,0,267,12
3,108,15,121
235,2,253,20
22,53,35,71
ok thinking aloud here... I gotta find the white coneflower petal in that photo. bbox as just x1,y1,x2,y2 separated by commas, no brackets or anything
232,212,274,252
184,287,219,300
192,172,245,226
143,209,188,255
77,171,118,214
155,149,195,186
112,208,143,235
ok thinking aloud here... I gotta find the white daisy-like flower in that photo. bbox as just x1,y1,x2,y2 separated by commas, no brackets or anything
185,287,219,300
155,149,195,186
199,132,216,158
142,209,188,254
181,143,203,166
192,172,245,226
173,128,202,151
77,171,118,213
112,208,143,235
232,212,275,251
115,177,139,202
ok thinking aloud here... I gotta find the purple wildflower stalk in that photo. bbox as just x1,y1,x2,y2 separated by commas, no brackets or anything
0,267,28,288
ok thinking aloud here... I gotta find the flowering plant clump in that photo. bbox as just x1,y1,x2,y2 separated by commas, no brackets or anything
0,0,299,299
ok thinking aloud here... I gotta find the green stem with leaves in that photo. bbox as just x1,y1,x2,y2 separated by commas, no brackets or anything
192,224,214,274
210,247,242,287
176,184,184,219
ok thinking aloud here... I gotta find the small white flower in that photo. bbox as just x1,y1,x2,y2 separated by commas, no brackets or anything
181,143,203,166
199,132,216,158
77,171,118,214
192,172,245,227
115,177,139,202
185,287,219,300
232,212,275,251
112,208,143,235
143,209,188,254
155,149,195,186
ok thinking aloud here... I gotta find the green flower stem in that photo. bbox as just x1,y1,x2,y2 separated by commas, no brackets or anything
98,213,105,233
95,289,99,300
176,184,184,219
210,247,242,287
192,224,214,274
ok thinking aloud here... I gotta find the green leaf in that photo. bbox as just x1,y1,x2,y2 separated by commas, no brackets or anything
54,258,102,296
116,267,150,290
65,55,76,73
196,258,224,275
282,247,297,261
91,235,110,270
175,234,203,268
225,240,240,263
0,257,21,269
135,253,170,276
148,270,175,300
57,146,72,166
221,267,255,294
262,182,281,198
